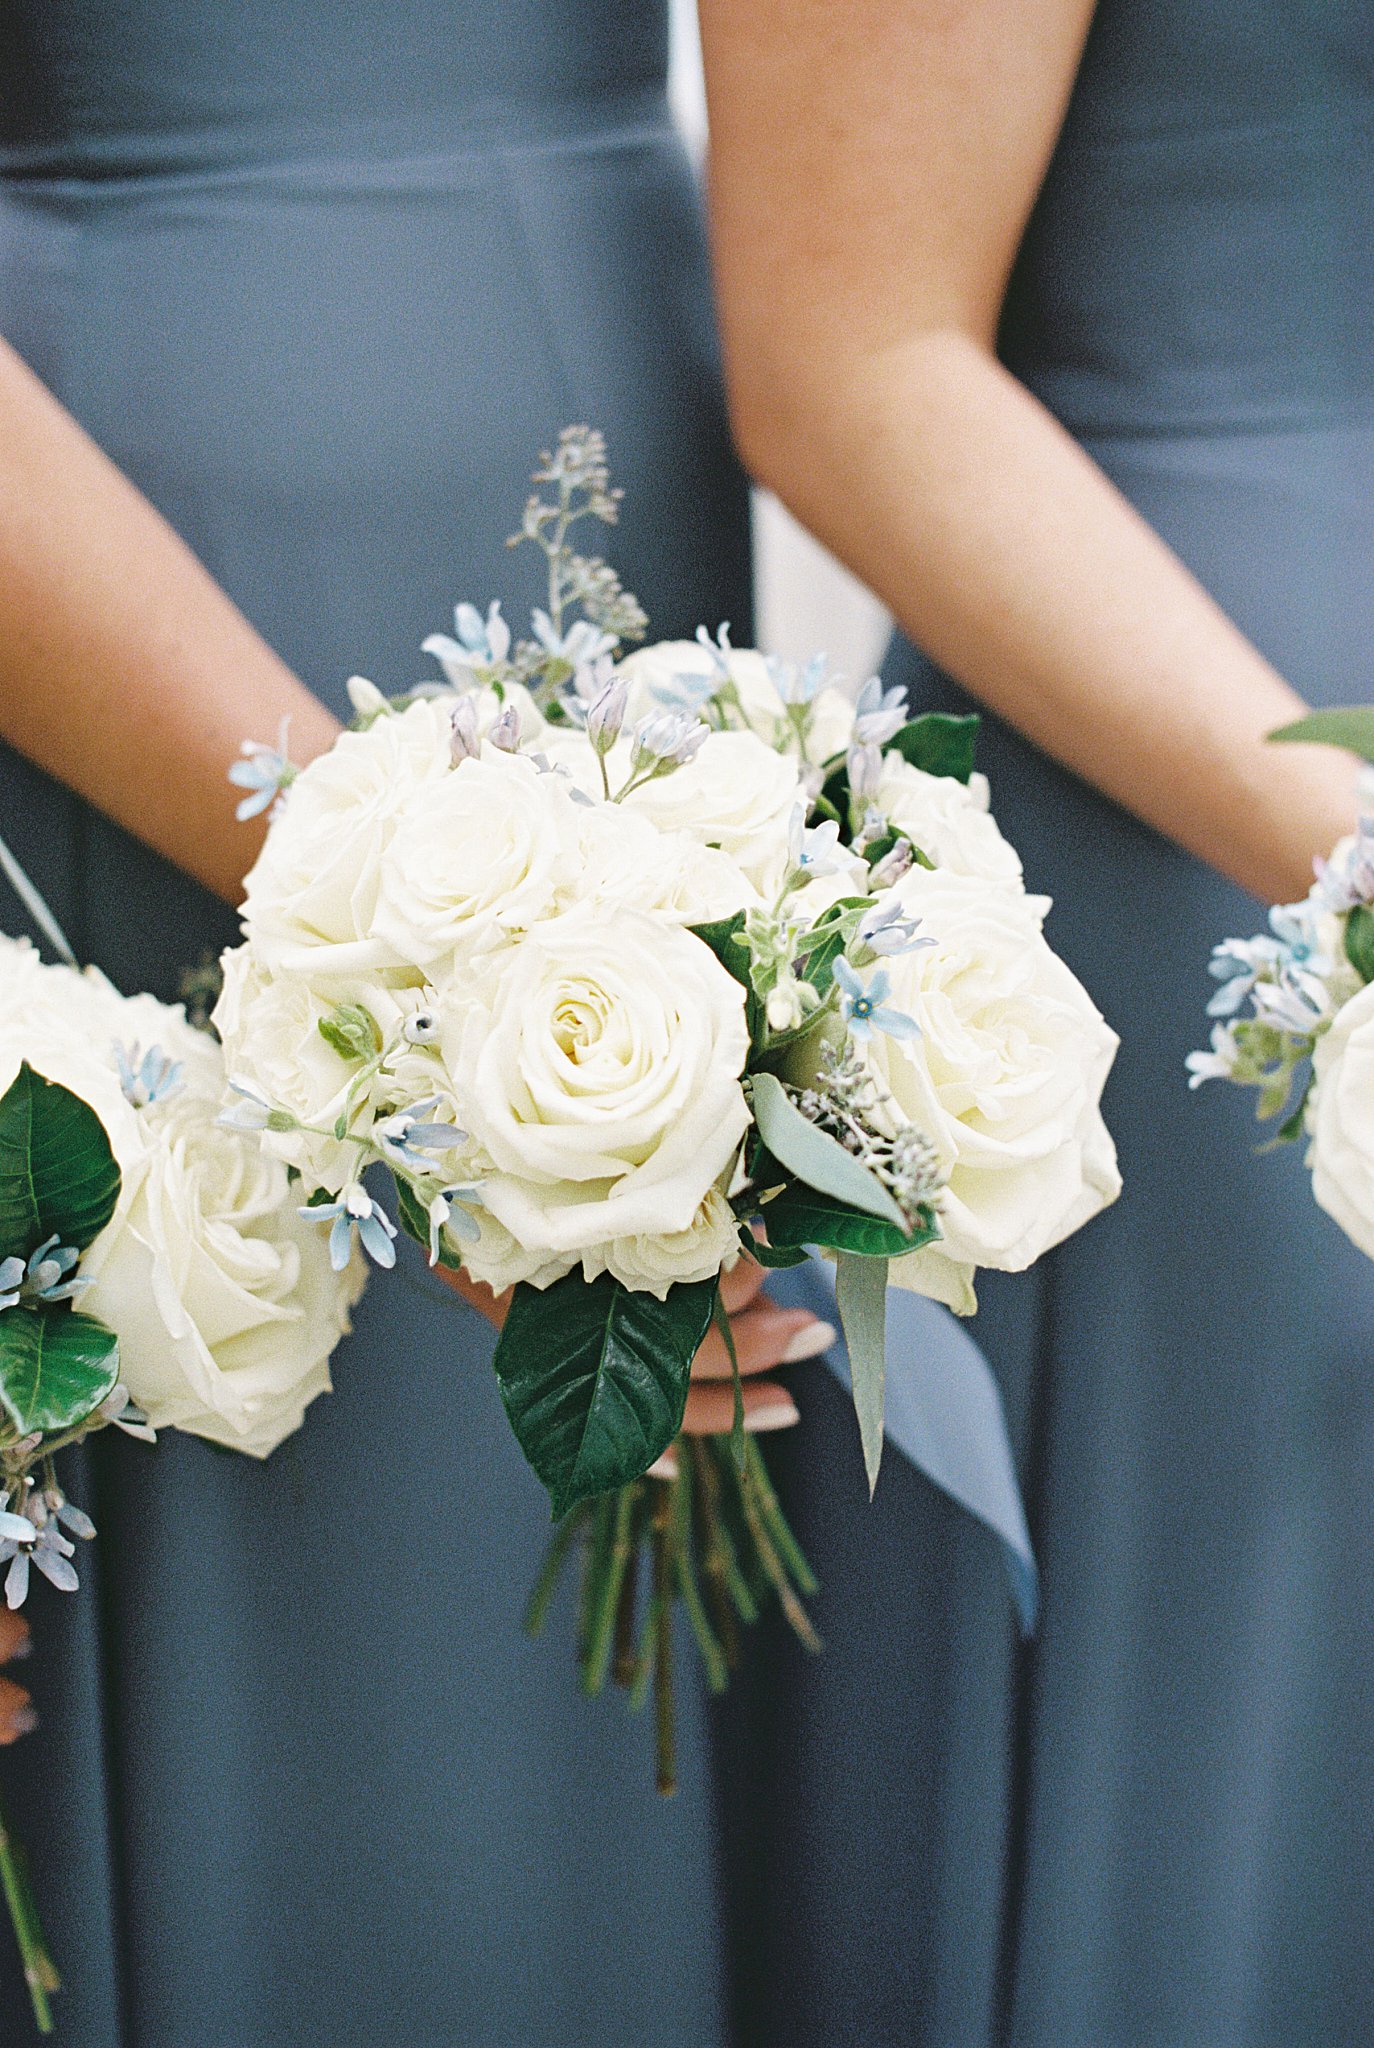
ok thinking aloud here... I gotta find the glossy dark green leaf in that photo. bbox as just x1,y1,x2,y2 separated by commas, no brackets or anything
762,1178,938,1258
0,1063,122,1265
493,1271,717,1517
739,1226,810,1269
689,914,750,985
886,712,980,784
1270,707,1374,764
0,1308,120,1435
1347,904,1374,985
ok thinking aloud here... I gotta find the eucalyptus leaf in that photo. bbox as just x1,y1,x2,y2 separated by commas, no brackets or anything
1270,707,1374,764
886,712,980,784
0,1063,122,1265
1346,904,1374,985
834,1250,889,1495
493,1271,716,1517
0,1308,120,1436
750,1072,908,1228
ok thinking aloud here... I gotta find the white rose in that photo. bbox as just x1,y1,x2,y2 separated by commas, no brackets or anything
372,747,582,970
807,687,857,764
625,730,803,895
861,867,1120,1310
82,1081,362,1458
448,905,750,1255
583,1187,742,1299
1308,980,1374,1257
458,1210,577,1294
616,639,779,735
877,759,1024,888
572,801,759,925
240,697,452,978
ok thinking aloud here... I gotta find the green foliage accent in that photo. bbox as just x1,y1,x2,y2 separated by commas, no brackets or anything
0,1064,122,1265
738,1225,810,1270
885,712,980,784
834,1250,890,1496
1346,905,1374,985
1270,707,1374,764
689,914,750,984
393,1177,464,1271
493,1271,716,1517
793,897,871,998
0,1308,120,1436
750,1072,908,1228
317,1003,382,1062
762,1177,935,1258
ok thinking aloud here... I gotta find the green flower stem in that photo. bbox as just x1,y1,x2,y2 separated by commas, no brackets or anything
626,1593,662,1714
671,1460,728,1693
720,1443,822,1655
521,1503,589,1640
612,1503,641,1689
580,1484,638,1697
577,1494,616,1670
689,1440,754,1642
0,1788,57,2035
649,1481,677,1797
743,1437,820,1598
710,1290,746,1469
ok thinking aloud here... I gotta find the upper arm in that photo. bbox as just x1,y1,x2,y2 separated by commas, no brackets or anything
698,0,1095,429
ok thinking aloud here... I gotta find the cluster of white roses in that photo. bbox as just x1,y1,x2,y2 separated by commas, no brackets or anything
0,936,362,1459
217,626,1120,1313
1190,809,1374,1260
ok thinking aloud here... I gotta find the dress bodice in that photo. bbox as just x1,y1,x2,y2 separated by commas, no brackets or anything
1003,0,1374,433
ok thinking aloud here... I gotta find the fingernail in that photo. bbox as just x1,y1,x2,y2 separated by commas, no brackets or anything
746,1398,801,1433
782,1320,837,1363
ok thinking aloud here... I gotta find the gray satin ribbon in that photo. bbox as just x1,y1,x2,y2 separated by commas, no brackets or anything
769,1258,1039,1633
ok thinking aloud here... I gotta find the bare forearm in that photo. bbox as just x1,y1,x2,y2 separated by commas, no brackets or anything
0,340,338,906
736,330,1353,905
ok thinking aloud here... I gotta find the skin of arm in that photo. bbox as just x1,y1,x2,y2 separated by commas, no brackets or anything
698,0,1356,906
0,337,339,906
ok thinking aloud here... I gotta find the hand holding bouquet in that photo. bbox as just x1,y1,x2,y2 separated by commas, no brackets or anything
221,429,1120,1784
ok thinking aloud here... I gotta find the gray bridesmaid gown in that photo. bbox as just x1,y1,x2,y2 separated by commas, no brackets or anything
0,5,749,2043
718,6,1374,2047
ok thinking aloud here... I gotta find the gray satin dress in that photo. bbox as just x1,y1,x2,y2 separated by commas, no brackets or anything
0,7,749,2043
718,6,1374,2047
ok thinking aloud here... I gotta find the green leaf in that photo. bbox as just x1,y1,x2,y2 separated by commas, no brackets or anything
739,1227,810,1270
0,1308,120,1435
1347,905,1374,985
886,712,980,784
1270,707,1374,764
763,1177,936,1257
493,1271,717,1517
0,1063,122,1265
689,914,750,986
393,1177,464,1271
750,1071,908,1229
793,897,871,998
834,1251,889,1495
317,1002,382,1061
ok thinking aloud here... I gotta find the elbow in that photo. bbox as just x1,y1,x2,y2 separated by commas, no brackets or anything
719,331,837,508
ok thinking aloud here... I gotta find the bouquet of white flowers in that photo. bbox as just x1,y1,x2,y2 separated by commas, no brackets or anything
221,429,1121,1789
1190,708,1374,1256
0,920,362,2031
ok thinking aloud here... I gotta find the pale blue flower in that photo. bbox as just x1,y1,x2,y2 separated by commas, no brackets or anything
1186,1022,1241,1090
1206,935,1280,1017
425,1183,485,1266
0,1491,81,1608
373,1100,466,1175
531,611,617,669
585,675,629,754
97,1384,157,1443
423,600,512,685
787,808,845,880
858,900,933,957
1251,964,1329,1036
218,1077,277,1131
228,717,295,821
1268,901,1330,976
847,741,883,803
834,957,922,1042
301,1184,398,1270
631,711,708,773
853,676,907,746
769,652,828,707
113,1040,184,1109
0,1236,88,1311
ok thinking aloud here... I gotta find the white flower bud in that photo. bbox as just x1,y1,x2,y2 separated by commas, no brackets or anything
449,696,481,762
346,675,388,720
766,981,804,1034
487,704,521,753
586,676,629,756
848,741,883,802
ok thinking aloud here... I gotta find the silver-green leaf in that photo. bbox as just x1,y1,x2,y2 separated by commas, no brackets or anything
751,1071,907,1229
835,1250,889,1496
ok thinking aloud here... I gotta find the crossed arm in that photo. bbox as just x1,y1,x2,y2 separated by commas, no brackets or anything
698,0,1355,905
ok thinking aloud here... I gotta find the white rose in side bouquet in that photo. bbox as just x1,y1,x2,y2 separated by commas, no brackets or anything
218,427,1121,1798
0,929,361,2028
1307,979,1374,1257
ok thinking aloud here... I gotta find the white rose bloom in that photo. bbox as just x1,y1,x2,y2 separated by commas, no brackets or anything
448,905,750,1256
616,639,779,733
240,697,452,979
458,1210,578,1294
877,758,1025,888
584,1186,742,1299
572,801,759,925
372,747,582,970
82,1080,362,1458
1307,980,1374,1258
807,687,857,764
861,867,1120,1310
625,730,803,895
213,946,358,1189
